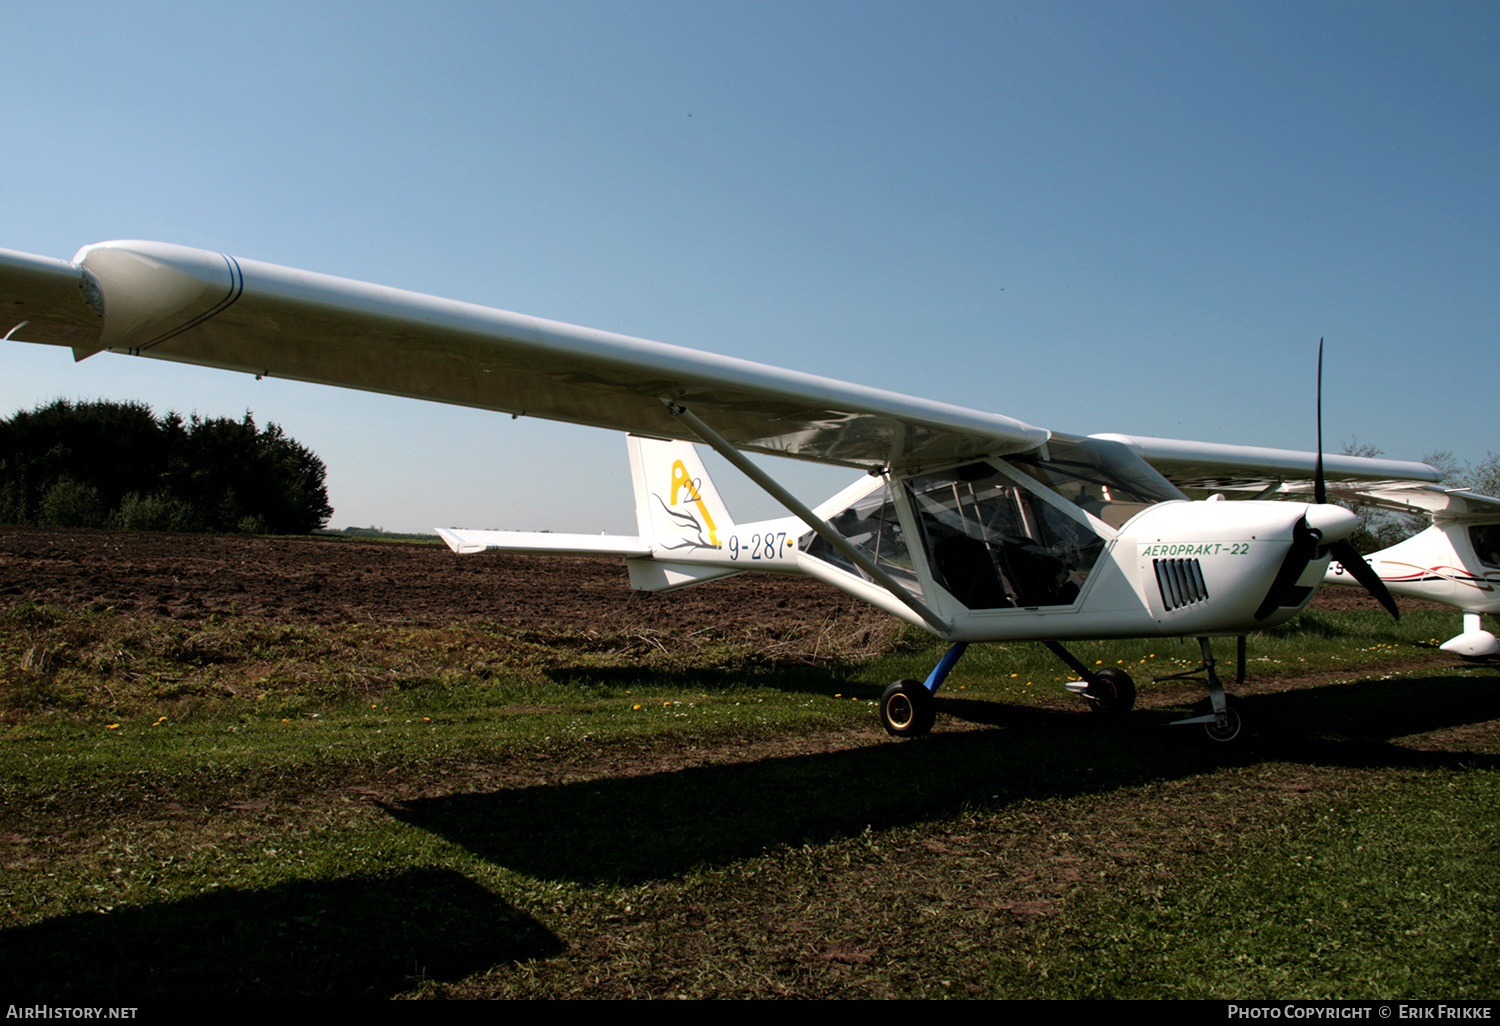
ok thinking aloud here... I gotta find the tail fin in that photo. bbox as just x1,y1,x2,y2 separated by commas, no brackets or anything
625,436,742,592
627,435,735,553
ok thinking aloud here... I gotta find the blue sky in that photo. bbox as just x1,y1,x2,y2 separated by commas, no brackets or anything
3,2,1496,532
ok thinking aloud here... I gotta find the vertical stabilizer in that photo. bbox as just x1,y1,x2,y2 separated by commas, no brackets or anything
627,435,735,553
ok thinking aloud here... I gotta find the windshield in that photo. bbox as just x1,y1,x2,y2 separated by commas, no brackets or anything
1005,436,1186,529
906,463,1105,609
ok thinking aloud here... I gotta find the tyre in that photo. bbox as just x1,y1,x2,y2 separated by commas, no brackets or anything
1084,667,1136,717
1193,696,1243,743
879,679,936,737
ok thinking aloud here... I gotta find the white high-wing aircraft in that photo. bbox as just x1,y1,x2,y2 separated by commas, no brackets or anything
1,240,1452,741
1088,440,1500,661
1322,490,1500,659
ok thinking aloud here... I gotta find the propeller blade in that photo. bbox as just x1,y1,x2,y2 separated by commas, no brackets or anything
1328,539,1400,620
1315,338,1326,506
1254,517,1322,620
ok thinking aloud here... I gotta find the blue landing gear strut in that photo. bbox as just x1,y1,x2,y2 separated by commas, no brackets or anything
878,643,968,737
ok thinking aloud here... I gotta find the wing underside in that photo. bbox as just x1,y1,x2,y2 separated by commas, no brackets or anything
1,241,1451,495
1323,484,1500,524
1,241,1048,472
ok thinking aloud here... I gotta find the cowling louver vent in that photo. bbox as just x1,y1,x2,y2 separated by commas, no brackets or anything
1155,558,1208,611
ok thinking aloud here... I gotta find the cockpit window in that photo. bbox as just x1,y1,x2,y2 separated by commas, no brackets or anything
799,481,924,598
907,463,1105,609
1005,437,1185,530
1472,525,1500,569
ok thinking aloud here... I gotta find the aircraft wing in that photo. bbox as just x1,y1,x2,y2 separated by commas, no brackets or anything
0,240,1047,472
0,247,106,348
1092,433,1442,494
1320,484,1500,524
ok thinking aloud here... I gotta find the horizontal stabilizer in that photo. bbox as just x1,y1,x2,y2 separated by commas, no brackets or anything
625,559,743,592
436,528,650,557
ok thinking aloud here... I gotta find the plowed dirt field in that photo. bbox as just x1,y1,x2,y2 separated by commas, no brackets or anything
0,524,1428,629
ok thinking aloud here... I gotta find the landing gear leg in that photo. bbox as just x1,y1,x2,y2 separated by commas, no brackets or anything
1161,637,1244,742
1046,641,1137,716
879,643,967,738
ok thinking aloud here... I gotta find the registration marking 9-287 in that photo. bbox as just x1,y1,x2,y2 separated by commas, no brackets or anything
729,532,789,561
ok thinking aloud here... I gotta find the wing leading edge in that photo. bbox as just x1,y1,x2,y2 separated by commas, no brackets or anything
0,240,1047,472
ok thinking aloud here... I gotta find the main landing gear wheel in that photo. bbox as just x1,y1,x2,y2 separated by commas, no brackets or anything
1084,667,1136,717
879,679,936,738
1193,696,1244,743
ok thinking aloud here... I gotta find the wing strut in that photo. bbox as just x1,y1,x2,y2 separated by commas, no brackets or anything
664,400,950,635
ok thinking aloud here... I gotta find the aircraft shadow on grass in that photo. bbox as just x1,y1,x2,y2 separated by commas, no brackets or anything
0,867,562,1000
2,672,1489,997
389,669,1499,887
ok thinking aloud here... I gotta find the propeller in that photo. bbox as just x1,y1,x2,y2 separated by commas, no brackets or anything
1256,340,1400,620
1327,535,1399,618
1253,516,1324,621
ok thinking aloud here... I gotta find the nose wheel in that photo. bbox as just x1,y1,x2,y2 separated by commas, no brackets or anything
879,680,936,737
1192,696,1243,743
1162,638,1247,743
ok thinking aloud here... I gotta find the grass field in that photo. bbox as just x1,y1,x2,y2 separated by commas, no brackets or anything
1,599,1496,999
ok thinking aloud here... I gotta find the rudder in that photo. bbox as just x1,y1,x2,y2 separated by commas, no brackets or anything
627,435,735,554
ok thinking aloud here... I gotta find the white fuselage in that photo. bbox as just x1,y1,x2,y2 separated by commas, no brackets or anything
654,489,1352,643
1325,523,1500,616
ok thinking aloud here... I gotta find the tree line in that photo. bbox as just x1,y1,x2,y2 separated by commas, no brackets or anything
0,399,333,535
